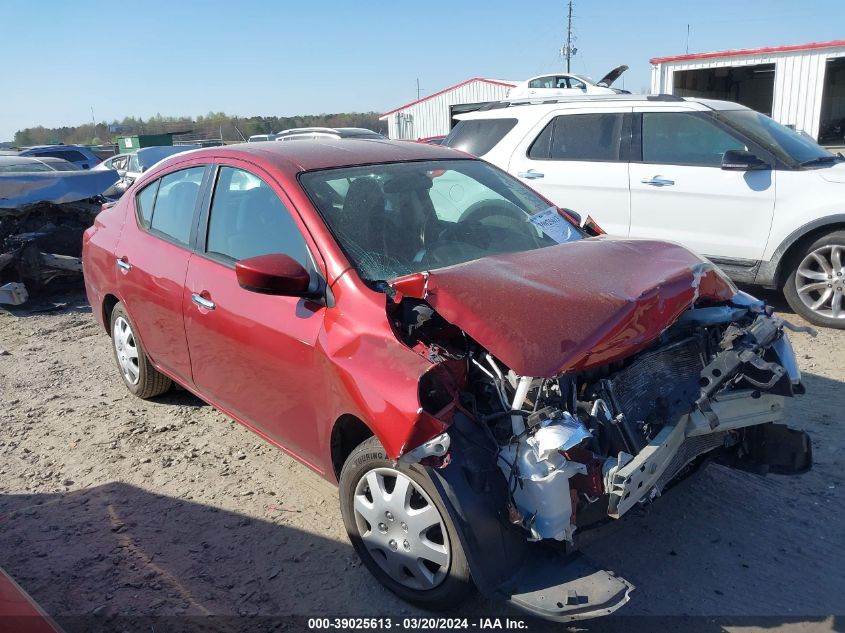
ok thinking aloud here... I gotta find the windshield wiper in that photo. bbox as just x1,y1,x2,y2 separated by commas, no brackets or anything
797,155,844,168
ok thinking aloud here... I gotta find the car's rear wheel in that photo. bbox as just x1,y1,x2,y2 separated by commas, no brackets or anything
339,436,473,609
109,302,171,398
783,230,845,329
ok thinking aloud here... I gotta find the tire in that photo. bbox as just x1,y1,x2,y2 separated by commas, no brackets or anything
109,302,172,398
783,230,845,329
339,436,473,609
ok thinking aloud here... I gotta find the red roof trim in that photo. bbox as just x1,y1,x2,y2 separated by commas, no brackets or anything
380,77,516,117
650,39,845,65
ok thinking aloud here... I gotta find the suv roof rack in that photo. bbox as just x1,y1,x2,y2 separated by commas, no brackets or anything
478,93,688,111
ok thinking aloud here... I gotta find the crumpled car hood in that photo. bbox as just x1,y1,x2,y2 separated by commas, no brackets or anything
0,170,119,209
390,238,735,377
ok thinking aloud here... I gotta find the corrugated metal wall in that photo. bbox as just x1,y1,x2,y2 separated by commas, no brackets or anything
651,46,845,139
380,80,513,140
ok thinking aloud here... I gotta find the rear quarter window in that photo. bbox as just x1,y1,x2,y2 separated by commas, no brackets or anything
444,118,517,156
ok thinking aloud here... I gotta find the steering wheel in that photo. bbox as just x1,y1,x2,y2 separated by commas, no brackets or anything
458,199,527,225
412,221,486,266
416,239,489,267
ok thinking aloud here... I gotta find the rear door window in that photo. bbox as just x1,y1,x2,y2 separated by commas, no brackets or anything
205,166,309,266
528,113,623,161
444,118,518,156
138,167,205,245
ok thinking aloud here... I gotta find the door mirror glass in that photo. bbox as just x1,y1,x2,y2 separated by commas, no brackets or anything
721,149,769,171
235,254,312,296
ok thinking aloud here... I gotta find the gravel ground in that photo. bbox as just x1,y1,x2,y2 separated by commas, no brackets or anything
0,287,843,633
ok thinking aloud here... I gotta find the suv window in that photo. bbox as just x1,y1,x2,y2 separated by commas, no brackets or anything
528,113,623,161
206,166,309,265
35,149,87,162
641,112,747,166
444,118,518,157
141,167,205,244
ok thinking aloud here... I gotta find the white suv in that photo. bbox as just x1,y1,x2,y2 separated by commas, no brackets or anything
445,95,845,328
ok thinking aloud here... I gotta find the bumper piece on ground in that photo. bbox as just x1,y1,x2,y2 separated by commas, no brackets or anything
499,550,633,621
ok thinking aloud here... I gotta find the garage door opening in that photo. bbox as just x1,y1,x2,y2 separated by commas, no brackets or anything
819,57,845,146
672,63,775,115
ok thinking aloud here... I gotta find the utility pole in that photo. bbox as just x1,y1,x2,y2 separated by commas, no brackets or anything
686,24,690,54
416,78,423,101
560,1,577,73
90,106,96,142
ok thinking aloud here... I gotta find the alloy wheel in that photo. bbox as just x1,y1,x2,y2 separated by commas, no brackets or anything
795,244,845,319
352,467,450,591
113,316,140,385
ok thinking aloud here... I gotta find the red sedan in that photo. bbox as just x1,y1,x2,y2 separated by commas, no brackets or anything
82,139,810,620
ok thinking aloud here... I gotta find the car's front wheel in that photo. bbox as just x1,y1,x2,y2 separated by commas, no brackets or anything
339,436,473,609
109,302,172,398
783,230,845,328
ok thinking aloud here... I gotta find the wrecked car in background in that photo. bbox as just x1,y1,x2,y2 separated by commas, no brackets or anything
81,140,812,621
0,168,118,305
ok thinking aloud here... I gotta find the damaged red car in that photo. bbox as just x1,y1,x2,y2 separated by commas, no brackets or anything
82,140,812,620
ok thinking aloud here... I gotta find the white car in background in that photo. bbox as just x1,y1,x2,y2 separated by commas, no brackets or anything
275,127,384,141
94,145,200,195
446,94,845,328
507,65,629,99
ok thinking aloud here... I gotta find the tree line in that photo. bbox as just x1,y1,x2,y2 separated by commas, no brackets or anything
13,111,387,146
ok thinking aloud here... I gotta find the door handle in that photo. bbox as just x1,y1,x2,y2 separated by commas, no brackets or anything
191,293,215,310
517,170,545,180
115,257,132,271
641,176,675,187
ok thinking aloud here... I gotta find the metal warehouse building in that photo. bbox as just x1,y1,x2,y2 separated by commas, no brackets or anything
650,39,845,146
380,78,516,140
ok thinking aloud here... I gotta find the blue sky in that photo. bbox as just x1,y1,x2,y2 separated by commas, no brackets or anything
2,0,844,140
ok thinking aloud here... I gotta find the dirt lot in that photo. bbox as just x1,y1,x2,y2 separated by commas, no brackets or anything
1,287,843,633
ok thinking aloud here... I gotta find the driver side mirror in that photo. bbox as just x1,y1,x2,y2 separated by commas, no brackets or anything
721,149,769,171
235,253,314,297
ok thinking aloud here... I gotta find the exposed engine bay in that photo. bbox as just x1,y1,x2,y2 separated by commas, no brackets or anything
390,289,813,545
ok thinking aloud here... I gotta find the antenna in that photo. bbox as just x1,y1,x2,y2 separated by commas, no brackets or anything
560,1,577,73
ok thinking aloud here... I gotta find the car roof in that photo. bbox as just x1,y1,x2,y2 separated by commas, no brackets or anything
157,138,466,174
22,144,88,150
275,127,383,138
0,155,44,165
454,94,752,120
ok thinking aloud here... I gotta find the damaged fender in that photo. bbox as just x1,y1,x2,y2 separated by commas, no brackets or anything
427,411,634,620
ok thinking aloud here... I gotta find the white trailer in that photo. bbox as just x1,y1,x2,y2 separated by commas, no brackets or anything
650,39,845,145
